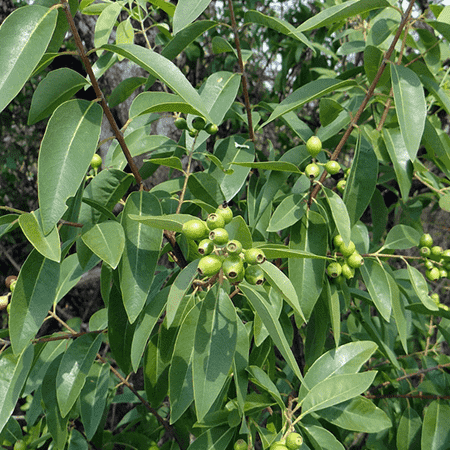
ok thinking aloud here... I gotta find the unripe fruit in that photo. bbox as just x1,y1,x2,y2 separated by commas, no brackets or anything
430,246,443,261
206,213,226,230
325,160,340,175
337,179,346,193
234,439,247,450
14,441,26,450
333,235,344,248
205,123,218,135
0,295,9,311
182,219,208,240
431,293,440,305
341,263,355,279
245,265,265,285
424,260,435,270
6,275,17,292
198,255,222,277
426,267,440,281
227,240,243,255
244,248,266,264
174,117,188,130
270,443,288,450
439,269,448,278
198,239,214,256
327,262,342,278
347,252,363,269
339,240,356,258
442,249,450,261
209,228,229,246
222,256,244,280
192,116,206,130
419,233,433,248
305,163,320,179
420,246,431,257
188,128,197,137
286,432,303,450
306,136,322,157
215,204,233,224
90,154,102,169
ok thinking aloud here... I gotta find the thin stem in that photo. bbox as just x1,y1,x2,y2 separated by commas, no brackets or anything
227,0,255,142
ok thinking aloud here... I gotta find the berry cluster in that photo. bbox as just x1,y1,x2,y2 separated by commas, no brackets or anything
181,205,266,285
174,115,218,137
418,233,450,282
304,136,341,180
326,235,364,281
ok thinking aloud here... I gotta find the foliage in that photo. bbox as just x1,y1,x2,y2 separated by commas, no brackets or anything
1,0,450,449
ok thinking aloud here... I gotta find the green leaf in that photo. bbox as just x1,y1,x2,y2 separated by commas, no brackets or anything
79,362,110,440
300,417,345,450
382,224,421,250
119,192,163,323
55,254,85,303
38,99,103,234
360,258,392,321
81,221,125,269
370,189,389,245
343,134,378,227
0,346,34,434
289,211,327,321
261,260,306,322
318,397,392,433
28,68,89,124
19,210,61,262
255,243,329,260
116,18,134,45
193,287,238,421
173,0,211,34
323,186,351,246
56,333,103,418
232,161,302,174
397,407,422,450
382,128,413,200
149,0,176,16
388,270,407,353
225,215,253,250
188,172,225,207
186,426,235,450
144,156,183,172
263,79,356,127
406,264,439,311
0,214,19,239
240,283,303,382
94,2,123,51
300,372,376,418
103,44,211,121
10,250,60,354
129,213,199,232
0,5,58,113
108,76,147,108
233,320,249,416
391,65,426,161
296,0,390,32
247,366,284,409
421,401,450,450
267,194,307,232
325,279,341,347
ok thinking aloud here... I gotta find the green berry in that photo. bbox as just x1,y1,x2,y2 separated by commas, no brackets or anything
245,264,265,285
325,160,340,175
419,233,433,248
188,128,197,137
347,252,363,269
439,268,448,278
14,441,27,450
336,179,346,193
430,246,443,261
197,255,222,277
192,116,206,130
90,153,102,169
215,204,233,224
227,240,243,255
424,260,435,270
305,163,320,179
327,262,342,278
286,432,303,450
270,443,289,450
244,248,266,265
182,219,209,240
420,246,431,257
174,117,188,130
426,267,440,281
209,228,229,246
333,234,344,248
234,439,247,450
341,263,355,279
198,239,214,256
0,295,9,311
441,249,450,261
306,136,322,157
205,123,218,135
222,256,244,280
206,213,226,230
431,293,440,305
339,240,356,258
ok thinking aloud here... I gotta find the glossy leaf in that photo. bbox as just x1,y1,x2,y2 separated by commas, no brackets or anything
10,250,60,354
255,243,329,260
129,213,199,232
38,99,103,234
407,264,439,311
186,426,235,450
0,5,58,113
55,254,85,303
232,161,301,174
323,186,351,246
391,64,426,161
388,270,407,353
382,224,421,250
108,76,147,108
0,214,19,239
300,417,345,450
56,333,103,418
187,172,225,207
233,319,249,415
94,2,123,50
397,407,422,450
422,401,450,450
173,0,211,34
19,210,61,262
119,192,163,323
28,68,89,124
267,193,307,232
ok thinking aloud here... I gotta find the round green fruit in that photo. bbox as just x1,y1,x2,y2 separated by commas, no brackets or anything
306,136,322,157
188,128,197,137
207,213,226,230
245,265,265,285
339,240,356,258
305,163,320,179
198,239,214,256
419,233,433,248
347,252,363,269
286,432,303,450
430,246,443,261
270,443,288,450
205,123,218,135
197,255,222,277
222,256,244,280
439,269,448,278
227,240,243,255
325,160,340,175
441,249,450,261
192,116,206,130
234,439,247,450
420,246,431,257
333,234,344,248
244,248,266,264
336,179,346,193
424,260,435,270
209,228,229,246
182,220,208,240
327,262,342,278
426,267,440,281
431,293,440,305
90,153,102,169
215,204,233,224
174,117,188,130
341,263,355,280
